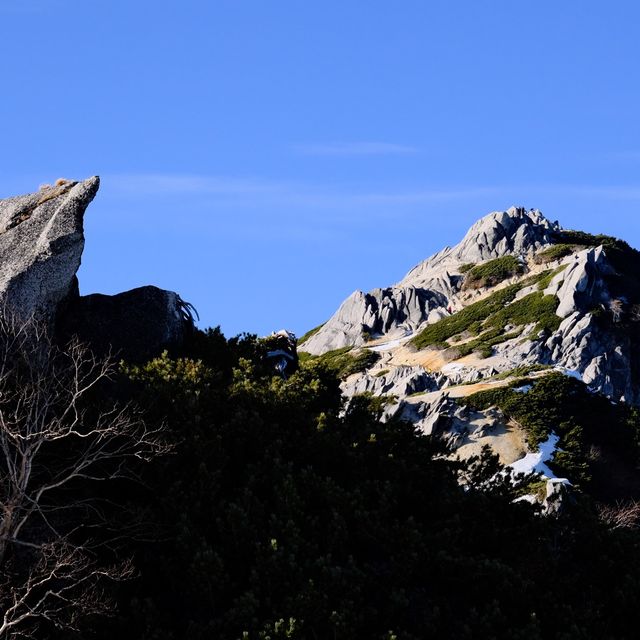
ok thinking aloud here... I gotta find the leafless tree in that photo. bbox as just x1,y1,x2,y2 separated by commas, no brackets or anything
631,303,640,323
598,500,640,530
609,298,625,324
0,311,168,637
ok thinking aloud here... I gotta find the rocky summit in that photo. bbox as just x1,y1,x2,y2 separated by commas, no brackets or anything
300,206,640,506
0,178,192,361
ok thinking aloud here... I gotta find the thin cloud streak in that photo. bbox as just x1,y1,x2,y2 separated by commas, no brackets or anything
103,174,640,213
104,173,499,209
293,142,419,156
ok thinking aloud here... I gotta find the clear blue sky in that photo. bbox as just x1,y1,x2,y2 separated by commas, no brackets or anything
1,1,639,337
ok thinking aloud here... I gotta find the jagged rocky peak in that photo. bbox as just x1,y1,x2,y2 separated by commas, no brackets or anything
301,206,560,354
0,177,192,361
403,206,559,285
454,206,559,262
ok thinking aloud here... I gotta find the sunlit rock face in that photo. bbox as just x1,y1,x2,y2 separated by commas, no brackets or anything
0,178,99,320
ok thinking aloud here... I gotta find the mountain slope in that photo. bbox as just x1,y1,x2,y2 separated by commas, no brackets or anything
299,206,640,497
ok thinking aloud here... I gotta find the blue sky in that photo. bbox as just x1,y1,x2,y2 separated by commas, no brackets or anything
1,1,639,337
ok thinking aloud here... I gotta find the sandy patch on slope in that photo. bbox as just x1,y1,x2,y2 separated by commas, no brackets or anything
388,346,449,371
456,420,528,466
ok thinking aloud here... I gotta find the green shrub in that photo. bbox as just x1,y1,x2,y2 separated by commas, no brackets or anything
554,229,625,250
299,346,380,379
459,372,640,488
411,284,522,350
485,291,561,334
455,327,522,359
462,256,524,289
412,265,563,354
535,264,567,291
491,364,552,380
534,244,575,264
299,323,325,344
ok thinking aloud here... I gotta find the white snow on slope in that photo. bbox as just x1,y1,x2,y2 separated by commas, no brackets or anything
367,336,412,352
553,366,583,382
507,433,570,484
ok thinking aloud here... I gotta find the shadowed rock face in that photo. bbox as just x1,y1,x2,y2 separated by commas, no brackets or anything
58,286,190,363
0,178,99,319
0,178,192,362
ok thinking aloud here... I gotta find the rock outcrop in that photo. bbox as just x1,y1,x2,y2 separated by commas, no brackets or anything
58,286,192,362
541,312,638,403
397,393,474,444
0,178,99,320
302,286,449,354
0,178,193,361
341,365,443,398
543,246,613,318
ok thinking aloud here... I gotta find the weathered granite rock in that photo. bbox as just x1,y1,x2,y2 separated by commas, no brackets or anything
544,246,613,318
341,365,444,398
399,393,471,442
302,286,449,354
543,479,573,516
543,312,637,403
440,362,499,385
58,286,191,363
0,178,99,319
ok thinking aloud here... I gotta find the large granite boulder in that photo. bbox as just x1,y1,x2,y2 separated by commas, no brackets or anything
0,178,99,319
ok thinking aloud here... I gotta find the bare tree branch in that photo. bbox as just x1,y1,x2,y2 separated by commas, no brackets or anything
598,500,640,530
0,311,168,637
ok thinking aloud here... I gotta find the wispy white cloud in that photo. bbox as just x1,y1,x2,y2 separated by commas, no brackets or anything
103,173,498,211
293,142,419,156
101,173,640,219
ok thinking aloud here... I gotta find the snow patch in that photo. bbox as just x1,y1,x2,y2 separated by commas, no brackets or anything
367,335,412,352
553,366,583,382
513,384,533,394
507,433,570,484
